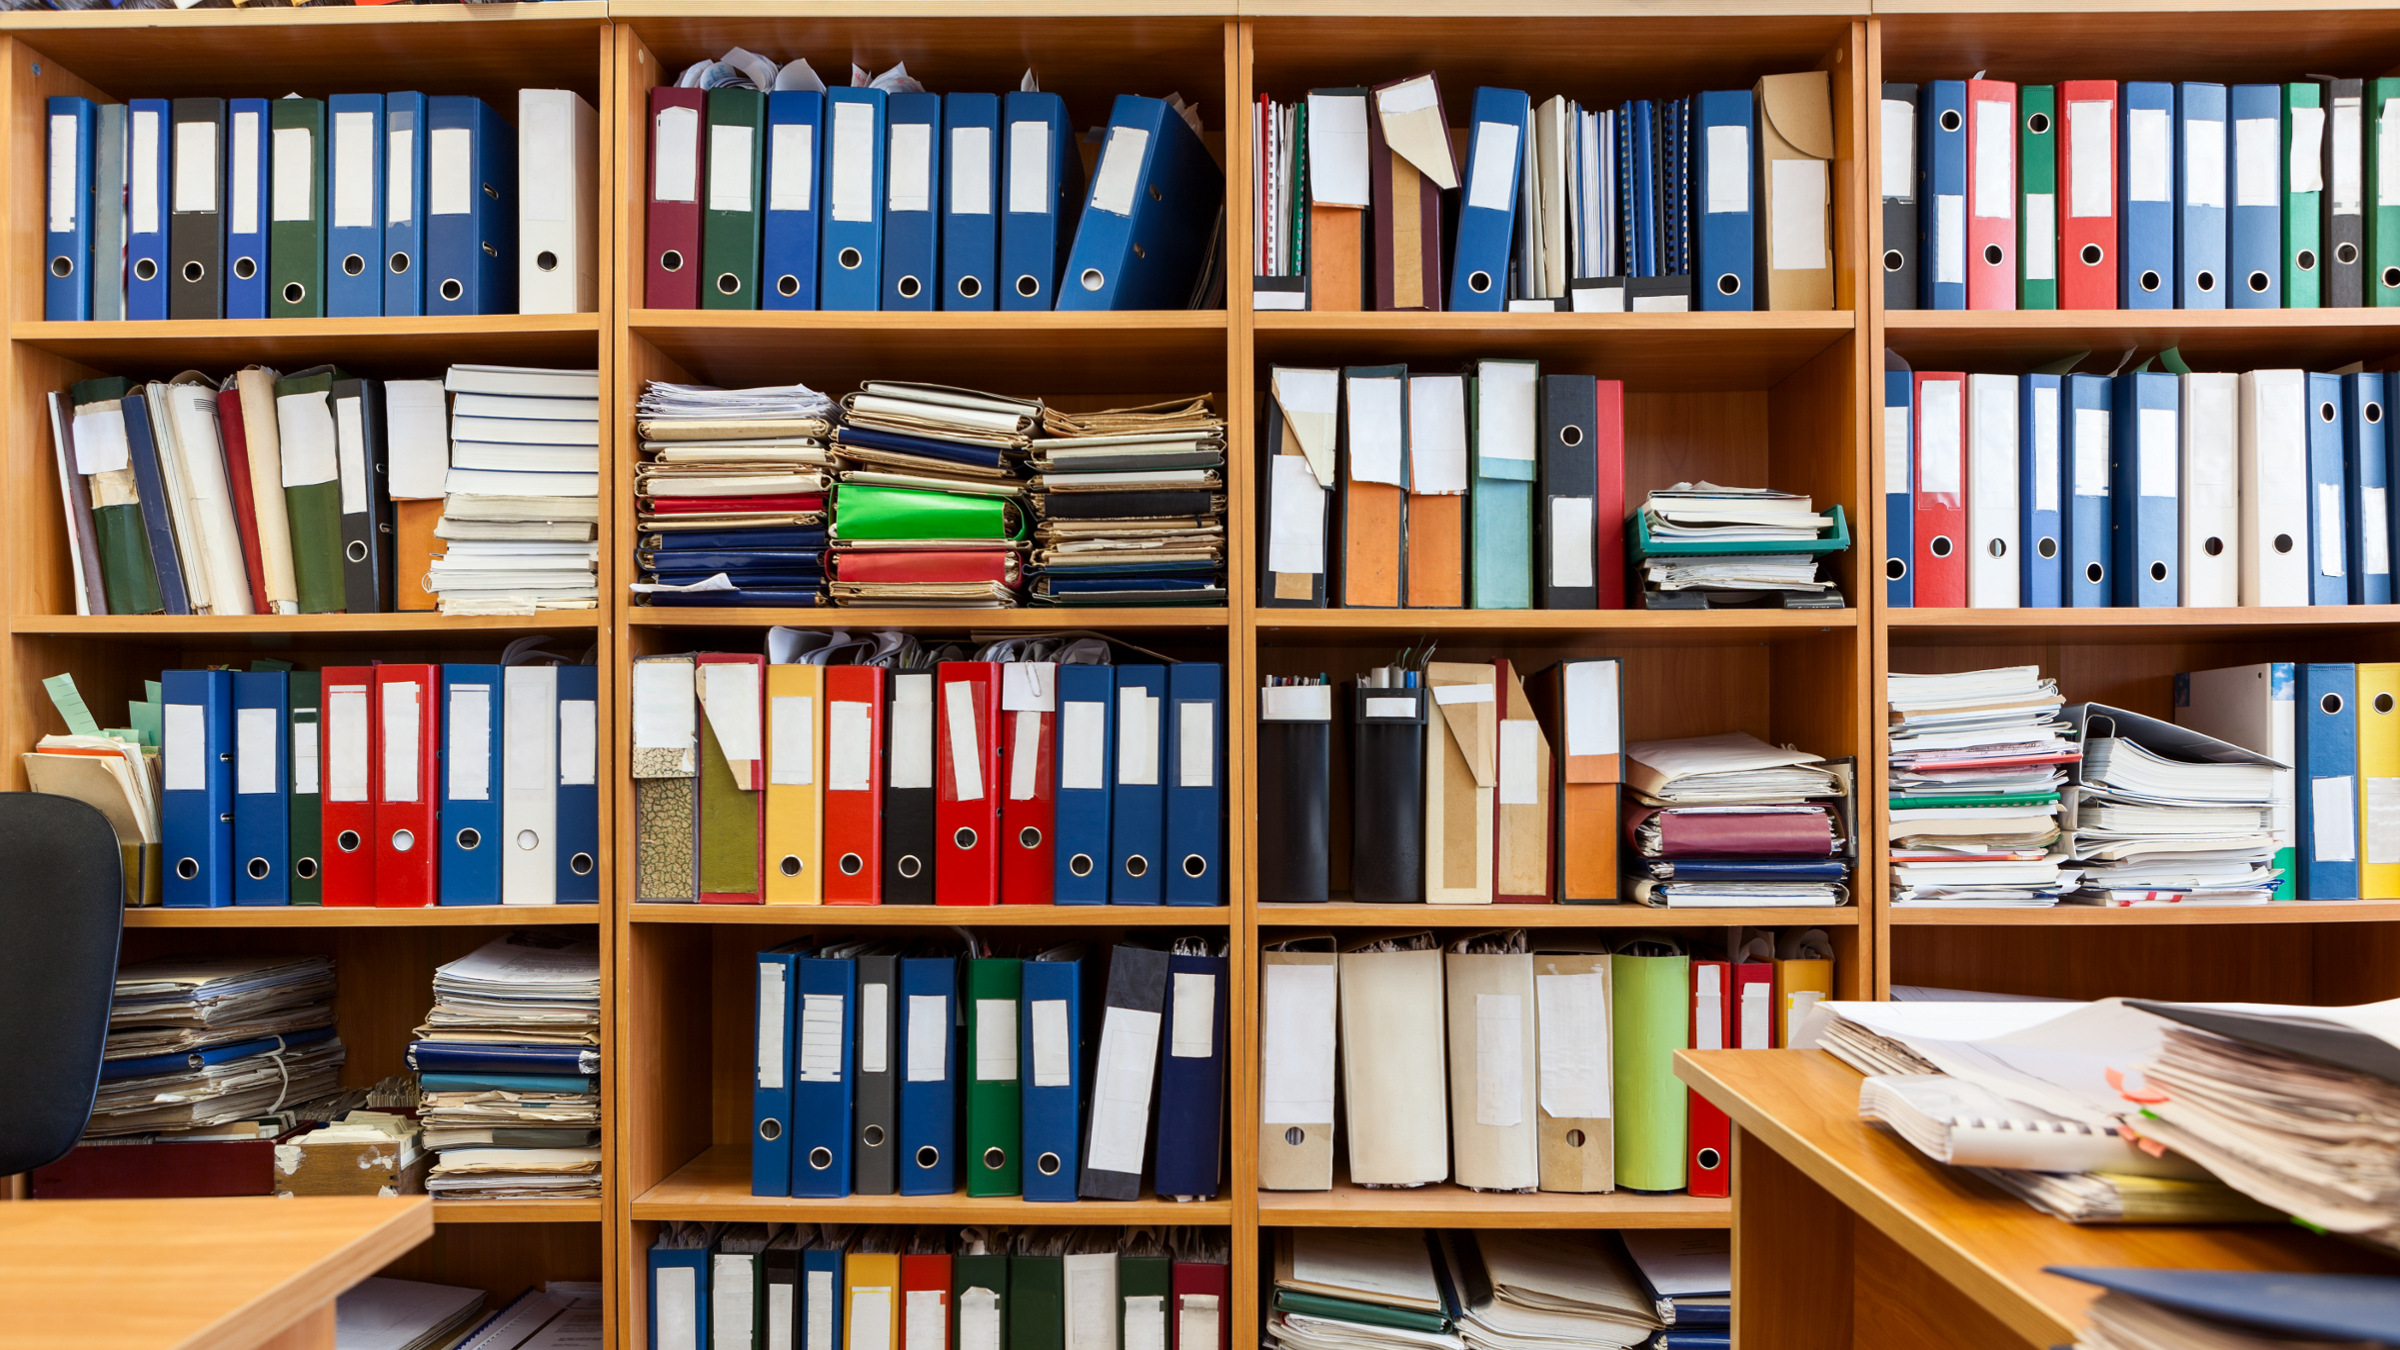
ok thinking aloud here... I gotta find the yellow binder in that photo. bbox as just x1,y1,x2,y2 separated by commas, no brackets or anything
2358,663,2400,899
843,1252,900,1350
764,663,825,903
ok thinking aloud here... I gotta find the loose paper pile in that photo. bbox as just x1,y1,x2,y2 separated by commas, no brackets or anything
634,380,836,605
1025,398,1229,605
1886,666,2081,906
88,955,344,1137
432,365,604,614
2066,722,2281,905
413,932,602,1201
1624,731,1849,906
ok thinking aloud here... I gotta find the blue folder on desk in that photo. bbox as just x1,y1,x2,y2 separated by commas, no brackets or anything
821,87,886,312
2308,371,2351,607
942,92,1000,310
882,92,941,311
1000,90,1079,311
127,98,172,321
384,92,428,316
2020,373,2065,608
556,664,600,901
163,669,235,908
1919,81,1965,310
762,90,823,311
232,670,290,906
792,952,857,1197
2110,370,2180,606
2295,662,2358,900
2122,82,2176,309
439,665,503,905
1450,87,1528,311
1154,944,1228,1199
46,96,96,322
753,939,807,1197
1058,95,1225,311
1054,663,1116,905
327,94,386,318
1165,661,1224,905
1885,353,1915,607
2065,373,2113,606
1019,950,1085,1202
2176,83,2229,309
898,955,957,1196
426,96,516,316
1110,664,1168,903
1692,88,1755,311
2229,84,2283,308
2346,372,2391,605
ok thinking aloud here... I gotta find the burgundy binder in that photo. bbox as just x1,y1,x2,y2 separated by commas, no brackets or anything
646,87,706,309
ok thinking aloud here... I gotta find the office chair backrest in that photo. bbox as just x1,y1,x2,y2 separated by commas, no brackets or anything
0,792,124,1175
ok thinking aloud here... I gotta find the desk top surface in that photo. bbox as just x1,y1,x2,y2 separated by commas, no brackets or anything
0,1195,433,1350
1676,1047,2396,1348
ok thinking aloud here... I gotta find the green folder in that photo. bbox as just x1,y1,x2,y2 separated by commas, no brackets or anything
2020,86,2058,309
954,1252,1010,1350
2371,79,2400,304
1272,1292,1448,1334
697,697,758,898
2286,82,2324,308
1120,1256,1171,1350
701,88,766,310
1007,1252,1063,1350
289,672,322,904
1468,360,1538,609
1611,945,1690,1192
966,956,1024,1196
274,365,350,613
68,376,164,617
269,97,326,319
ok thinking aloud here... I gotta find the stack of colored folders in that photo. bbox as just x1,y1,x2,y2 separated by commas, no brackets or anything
409,934,602,1202
1025,397,1230,605
88,956,345,1138
1885,666,2082,907
633,380,836,606
829,383,1034,606
430,365,605,614
1623,732,1852,907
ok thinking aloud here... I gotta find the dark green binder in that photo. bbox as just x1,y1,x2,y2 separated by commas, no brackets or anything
288,671,322,904
965,956,1023,1196
274,364,350,613
1119,1257,1172,1350
2020,86,2057,309
953,1253,1010,1350
1007,1252,1062,1350
701,88,766,309
269,98,326,318
67,376,163,616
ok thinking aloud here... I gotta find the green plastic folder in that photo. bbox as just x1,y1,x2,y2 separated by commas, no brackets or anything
269,98,326,319
966,956,1024,1196
1611,945,1691,1192
1007,1251,1063,1350
1630,504,1849,556
67,376,164,617
2286,83,2324,308
701,88,767,310
274,365,351,614
833,483,1020,543
2021,86,2058,309
1889,793,2061,809
1272,1292,1449,1334
2371,79,2400,304
289,672,322,905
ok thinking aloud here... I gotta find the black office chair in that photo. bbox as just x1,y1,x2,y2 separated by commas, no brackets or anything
0,792,125,1175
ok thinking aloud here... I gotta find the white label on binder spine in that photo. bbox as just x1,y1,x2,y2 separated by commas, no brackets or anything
1124,1297,1166,1350
564,704,600,787
1086,1007,1162,1174
830,101,875,223
1061,701,1106,789
336,396,369,514
236,708,277,795
2369,778,2400,863
1365,696,1416,719
1563,661,1620,757
857,982,889,1074
1498,721,1541,806
293,720,318,796
2314,776,2359,862
1009,710,1043,801
328,686,369,802
2032,386,2061,513
769,123,813,212
756,962,787,1088
524,95,569,225
1741,981,1773,1049
1171,973,1215,1058
132,110,162,235
1549,497,1595,588
1535,971,1610,1116
905,1292,944,1350
1770,158,1827,269
799,992,843,1082
1179,1296,1219,1350
1007,120,1050,213
2069,101,2112,216
1345,377,1405,486
2238,117,2279,207
1409,375,1468,494
2291,106,2326,194
1002,663,1054,712
1973,100,2013,216
448,685,491,801
770,695,814,786
1694,965,1725,1050
1089,125,1148,217
430,126,470,215
828,701,872,792
658,1268,697,1350
770,1288,795,1350
1706,124,1749,213
1431,682,1494,705
1467,122,1519,211
1933,193,1964,283
2369,488,2392,575
2024,193,2056,279
266,128,314,222
633,661,696,754
1474,993,1525,1126
71,408,129,476
907,994,948,1082
700,664,762,769
1306,93,1369,208
2322,483,2348,575
960,1290,1001,1350
2076,408,2111,495
2384,98,2400,206
387,127,413,224
2129,108,2171,202
1030,997,1070,1087
654,105,698,203
1480,361,1539,460
888,121,931,212
951,125,992,214
178,118,220,215
381,682,420,804
1267,456,1326,576
1178,701,1214,788
2140,408,2177,499
2335,97,2363,214
2186,118,2226,209
48,114,76,233
1064,1259,1116,1350
1880,99,1913,199
944,680,984,801
708,124,754,212
1117,688,1159,785
891,675,933,791
333,111,375,228
848,1290,890,1350
1919,378,1963,495
1885,405,1910,498
1261,963,1336,1124
807,1273,835,1350
975,998,1018,1081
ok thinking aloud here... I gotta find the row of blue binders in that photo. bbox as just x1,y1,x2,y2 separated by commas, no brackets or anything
752,940,1226,1201
1886,356,2400,609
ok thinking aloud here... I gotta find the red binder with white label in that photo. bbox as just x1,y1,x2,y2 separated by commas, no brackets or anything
1913,371,1969,608
2059,80,2120,310
823,664,887,904
1687,959,1734,1198
645,87,704,309
373,664,440,907
1966,79,2019,309
934,661,1003,905
999,661,1058,904
319,666,378,907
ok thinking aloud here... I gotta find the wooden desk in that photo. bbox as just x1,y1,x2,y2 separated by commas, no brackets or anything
0,1195,432,1350
1677,1048,2397,1350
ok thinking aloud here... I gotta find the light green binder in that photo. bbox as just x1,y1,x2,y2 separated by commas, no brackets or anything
1611,942,1691,1191
2286,83,2323,308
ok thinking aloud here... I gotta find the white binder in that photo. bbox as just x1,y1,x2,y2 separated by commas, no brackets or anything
518,89,599,315
2181,372,2241,607
1967,373,2021,608
2238,369,2310,606
1339,945,1448,1186
502,664,560,904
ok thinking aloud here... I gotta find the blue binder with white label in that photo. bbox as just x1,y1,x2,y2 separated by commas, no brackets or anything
649,1232,713,1350
2122,82,2177,309
555,664,600,902
2295,662,2360,900
1154,946,1228,1199
752,939,807,1197
383,92,428,316
941,92,1000,310
761,90,823,311
2110,369,2180,606
1885,355,1915,607
1164,661,1224,905
2065,373,2114,606
1058,95,1225,311
45,97,96,322
221,99,271,320
231,671,290,906
1018,951,1084,1202
1919,81,1967,310
326,94,385,317
1450,87,1529,311
1054,662,1115,905
820,87,886,312
2308,371,2352,607
881,92,941,311
2229,85,2283,308
897,955,957,1196
2346,372,2392,605
790,953,857,1197
2021,373,2067,607
439,664,503,905
127,99,173,321
2177,83,2229,308
425,96,516,316
1692,88,1755,311
998,90,1079,311
1109,664,1168,902
162,669,235,908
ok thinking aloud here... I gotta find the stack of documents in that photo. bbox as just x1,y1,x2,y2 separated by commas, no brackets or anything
88,955,343,1138
21,729,158,906
2053,1267,2400,1350
447,1284,604,1350
2065,706,2283,905
412,933,601,1201
1025,397,1230,605
1449,1230,1663,1350
432,365,603,614
829,383,1036,606
1620,1232,1729,1338
332,1278,487,1350
634,380,836,605
1886,666,2082,906
1634,484,1845,604
1624,732,1850,906
1268,1230,1458,1350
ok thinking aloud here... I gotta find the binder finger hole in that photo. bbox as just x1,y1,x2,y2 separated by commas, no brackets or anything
571,852,594,875
2299,249,2319,271
1885,557,1908,580
2138,270,2162,293
346,541,369,563
1982,244,2003,267
2204,536,2224,557
49,256,72,279
2276,532,2296,554
391,829,416,853
2324,693,2346,715
2249,270,2272,293
517,829,540,850
343,254,366,277
2340,242,2361,265
2085,562,2105,584
1284,1127,1304,1146
176,857,199,881
1987,538,2007,559
2321,401,2339,422
1558,424,1583,448
246,858,271,881
2080,243,2104,267
982,1147,1006,1171
337,830,362,853
2027,112,2051,135
781,855,803,877
135,259,159,282
777,274,800,298
296,856,319,880
1467,270,1493,294
1716,272,1740,295
1565,1129,1586,1147
897,854,923,878
1069,852,1094,877
1018,827,1041,849
840,247,864,270
2371,403,2386,424
2378,693,2396,715
954,827,978,850
1697,1147,1723,1171
1037,1152,1061,1176
1123,854,1148,878
1939,109,1961,133
2148,561,2169,583
186,261,210,285
1882,249,1904,273
1079,268,1105,291
2195,269,2216,292
862,1125,886,1147
840,852,864,876
897,275,923,299
440,279,463,302
1929,535,1954,558
657,249,683,273
1182,854,1207,878
456,827,481,851
759,1118,782,1142
2038,537,2058,559
957,275,982,299
808,1146,834,1171
537,250,559,273
716,272,742,296
916,1146,939,1169
1016,274,1041,297
390,251,412,275
234,256,257,280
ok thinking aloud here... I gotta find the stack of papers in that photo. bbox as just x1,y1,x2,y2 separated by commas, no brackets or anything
333,1278,486,1350
1624,732,1850,907
2056,1267,2400,1350
1619,1232,1729,1332
1451,1231,1661,1350
20,732,157,904
432,365,603,614
87,956,344,1138
1268,1231,1459,1350
1886,666,2081,907
2067,720,2282,905
453,1284,605,1350
413,933,601,1201
1636,483,1839,597
829,382,1038,607
634,380,836,606
1025,398,1230,605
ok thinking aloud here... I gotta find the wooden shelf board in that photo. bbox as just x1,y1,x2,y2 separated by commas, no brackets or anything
1888,902,2400,926
12,612,601,650
124,906,600,928
10,315,600,374
626,310,1229,392
632,1146,1231,1222
1256,1180,1729,1227
1257,608,1855,644
626,607,1229,631
1885,605,2400,642
1881,307,2400,371
432,1199,605,1225
631,903,1229,926
1257,903,1860,926
1243,0,1862,14
1250,311,1855,392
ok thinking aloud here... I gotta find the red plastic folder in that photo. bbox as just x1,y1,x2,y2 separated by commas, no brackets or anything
373,664,440,906
645,87,704,309
823,664,887,904
934,661,1003,905
998,662,1057,904
1912,372,1968,608
319,666,379,907
2059,81,2120,310
1965,79,2019,310
1687,959,1734,1198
